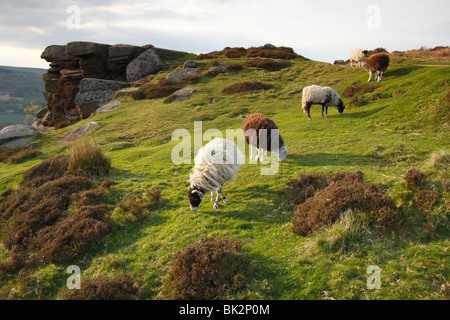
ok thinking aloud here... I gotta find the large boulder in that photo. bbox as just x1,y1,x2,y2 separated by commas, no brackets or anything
0,125,36,148
66,41,110,57
41,45,77,62
126,49,163,82
75,78,129,118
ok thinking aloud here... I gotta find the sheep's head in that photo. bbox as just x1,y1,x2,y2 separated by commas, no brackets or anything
188,186,205,211
277,144,288,162
337,100,345,115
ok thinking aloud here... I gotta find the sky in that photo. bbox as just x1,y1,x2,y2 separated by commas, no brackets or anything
0,0,449,69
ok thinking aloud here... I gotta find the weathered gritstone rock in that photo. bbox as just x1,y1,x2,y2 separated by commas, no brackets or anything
169,87,198,102
61,121,98,142
0,124,36,148
166,68,199,82
126,48,164,82
75,78,129,118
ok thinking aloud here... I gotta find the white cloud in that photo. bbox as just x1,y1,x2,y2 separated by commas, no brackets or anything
0,0,448,67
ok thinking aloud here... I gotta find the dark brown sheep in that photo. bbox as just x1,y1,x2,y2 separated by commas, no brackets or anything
242,113,287,162
365,53,390,82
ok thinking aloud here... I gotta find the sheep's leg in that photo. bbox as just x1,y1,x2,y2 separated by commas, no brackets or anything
213,189,220,209
321,105,325,119
306,102,312,120
249,144,255,160
325,105,329,118
255,148,261,161
368,71,372,82
218,186,228,203
210,191,214,202
260,149,267,162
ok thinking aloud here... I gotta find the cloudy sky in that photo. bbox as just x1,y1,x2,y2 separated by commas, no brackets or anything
0,0,449,68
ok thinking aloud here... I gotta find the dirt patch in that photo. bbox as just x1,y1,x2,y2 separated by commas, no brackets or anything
342,84,378,98
161,237,252,299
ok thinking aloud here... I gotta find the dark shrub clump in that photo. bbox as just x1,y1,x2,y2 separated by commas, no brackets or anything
20,155,69,187
243,59,288,71
291,175,399,236
282,171,364,207
59,273,141,300
0,175,96,249
405,168,426,190
342,84,378,98
117,187,162,218
221,81,273,95
31,205,114,263
161,237,252,299
131,78,181,100
413,190,441,212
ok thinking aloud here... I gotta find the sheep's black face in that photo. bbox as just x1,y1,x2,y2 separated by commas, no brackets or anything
338,100,345,115
188,186,204,211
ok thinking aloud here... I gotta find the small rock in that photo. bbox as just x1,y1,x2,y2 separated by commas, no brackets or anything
97,99,121,113
168,87,198,102
167,69,199,82
61,121,98,142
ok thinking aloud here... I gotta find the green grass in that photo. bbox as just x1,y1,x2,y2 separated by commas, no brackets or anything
0,54,448,300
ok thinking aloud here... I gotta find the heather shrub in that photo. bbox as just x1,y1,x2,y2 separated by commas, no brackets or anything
59,273,141,300
221,81,273,95
131,78,181,100
116,187,162,220
0,147,42,164
161,237,252,299
20,155,69,187
342,84,378,98
0,175,95,249
243,59,287,71
67,139,111,177
292,178,399,236
413,190,441,212
281,171,364,207
404,168,426,190
31,205,114,263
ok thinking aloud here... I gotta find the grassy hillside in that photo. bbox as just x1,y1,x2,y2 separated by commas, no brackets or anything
0,51,448,300
0,65,46,129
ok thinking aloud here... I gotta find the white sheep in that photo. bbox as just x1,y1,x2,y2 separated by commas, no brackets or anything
350,49,369,68
301,85,345,120
188,138,244,211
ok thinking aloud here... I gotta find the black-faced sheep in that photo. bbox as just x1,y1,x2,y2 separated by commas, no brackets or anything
188,138,243,211
365,53,390,82
350,49,369,67
242,113,287,162
301,85,345,120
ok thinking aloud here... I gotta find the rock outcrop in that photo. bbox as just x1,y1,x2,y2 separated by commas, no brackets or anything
40,41,182,128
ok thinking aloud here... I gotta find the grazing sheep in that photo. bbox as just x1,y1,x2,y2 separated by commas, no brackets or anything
242,113,288,162
365,53,390,82
188,138,243,211
350,49,369,67
301,85,345,120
